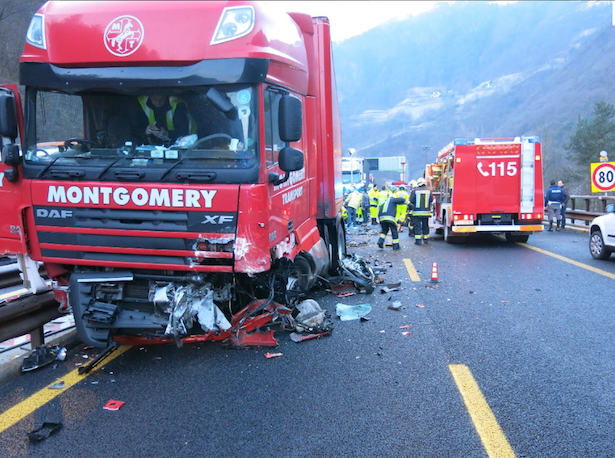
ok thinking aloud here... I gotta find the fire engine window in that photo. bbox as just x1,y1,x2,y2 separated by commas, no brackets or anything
265,89,282,167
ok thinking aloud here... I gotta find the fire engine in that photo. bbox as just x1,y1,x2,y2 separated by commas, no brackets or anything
0,1,345,349
426,137,544,243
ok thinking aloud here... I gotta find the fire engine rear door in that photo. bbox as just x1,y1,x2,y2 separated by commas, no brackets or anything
0,85,27,255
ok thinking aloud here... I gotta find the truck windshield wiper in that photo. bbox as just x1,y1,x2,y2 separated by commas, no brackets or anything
159,158,185,181
96,156,127,179
37,156,66,178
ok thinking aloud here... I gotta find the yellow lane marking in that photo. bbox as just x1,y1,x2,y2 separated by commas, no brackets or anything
0,281,53,301
403,258,421,282
449,364,516,458
519,242,615,281
0,345,131,434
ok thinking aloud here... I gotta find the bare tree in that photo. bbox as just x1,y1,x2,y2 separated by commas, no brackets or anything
0,2,45,83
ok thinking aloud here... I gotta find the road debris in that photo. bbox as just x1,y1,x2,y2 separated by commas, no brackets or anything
335,303,372,321
399,325,410,329
295,299,326,328
48,381,66,390
264,352,283,358
416,303,425,308
22,345,63,373
103,399,125,411
27,422,62,442
290,332,329,343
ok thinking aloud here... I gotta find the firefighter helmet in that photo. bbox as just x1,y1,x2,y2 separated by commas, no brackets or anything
417,177,426,186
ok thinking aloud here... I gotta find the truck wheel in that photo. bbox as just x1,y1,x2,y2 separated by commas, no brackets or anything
328,217,347,274
590,229,611,260
505,233,529,243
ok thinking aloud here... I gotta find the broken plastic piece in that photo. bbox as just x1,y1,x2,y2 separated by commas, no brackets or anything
231,330,278,347
402,331,412,336
27,422,62,442
265,352,283,358
336,291,356,298
399,325,410,329
103,399,125,411
295,299,326,327
388,301,403,311
290,332,328,343
22,345,61,372
416,303,425,308
335,303,372,321
48,381,66,390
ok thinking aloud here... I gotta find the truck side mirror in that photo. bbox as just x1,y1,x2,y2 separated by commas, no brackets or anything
269,146,304,186
279,95,302,142
2,144,21,166
279,146,304,172
0,93,18,140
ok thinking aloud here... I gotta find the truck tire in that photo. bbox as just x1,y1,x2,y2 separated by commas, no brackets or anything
317,215,347,275
505,233,530,243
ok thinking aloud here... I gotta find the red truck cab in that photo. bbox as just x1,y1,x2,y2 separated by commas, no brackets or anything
0,1,345,347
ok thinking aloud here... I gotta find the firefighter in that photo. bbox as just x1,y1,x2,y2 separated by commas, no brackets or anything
409,177,433,245
396,185,409,232
360,187,371,225
406,180,417,237
368,184,379,225
377,185,389,216
377,189,407,251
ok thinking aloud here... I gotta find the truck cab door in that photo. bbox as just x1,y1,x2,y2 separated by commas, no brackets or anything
0,84,27,255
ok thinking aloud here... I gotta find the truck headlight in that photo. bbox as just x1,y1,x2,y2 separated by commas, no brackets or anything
211,6,255,45
26,14,46,50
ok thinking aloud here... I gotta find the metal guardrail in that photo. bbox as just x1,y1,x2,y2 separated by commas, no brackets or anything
0,258,61,349
564,195,615,226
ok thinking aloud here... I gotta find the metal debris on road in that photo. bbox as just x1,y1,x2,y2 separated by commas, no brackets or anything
27,422,62,442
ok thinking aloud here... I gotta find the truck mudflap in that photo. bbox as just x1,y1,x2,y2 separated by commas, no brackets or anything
452,224,543,233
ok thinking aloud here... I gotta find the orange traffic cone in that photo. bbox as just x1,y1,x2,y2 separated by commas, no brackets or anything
430,262,439,283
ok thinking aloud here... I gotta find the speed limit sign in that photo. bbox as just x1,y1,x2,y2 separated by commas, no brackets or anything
591,162,615,192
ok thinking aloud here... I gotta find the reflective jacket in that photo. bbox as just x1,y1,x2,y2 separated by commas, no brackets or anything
379,196,406,223
409,186,433,217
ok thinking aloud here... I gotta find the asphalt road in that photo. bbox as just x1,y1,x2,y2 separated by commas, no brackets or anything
1,225,614,457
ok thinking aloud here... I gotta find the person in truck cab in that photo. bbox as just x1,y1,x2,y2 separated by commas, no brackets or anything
544,179,565,231
138,95,195,145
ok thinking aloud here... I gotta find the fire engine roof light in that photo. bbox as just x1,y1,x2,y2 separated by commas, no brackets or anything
26,14,46,50
211,6,255,45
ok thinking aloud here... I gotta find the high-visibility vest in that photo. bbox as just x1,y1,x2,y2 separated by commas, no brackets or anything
410,187,433,217
139,96,197,135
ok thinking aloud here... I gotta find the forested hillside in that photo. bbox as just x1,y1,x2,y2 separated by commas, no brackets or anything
0,1,613,191
333,1,614,190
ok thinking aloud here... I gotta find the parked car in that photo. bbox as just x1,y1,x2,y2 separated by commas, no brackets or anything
589,204,615,259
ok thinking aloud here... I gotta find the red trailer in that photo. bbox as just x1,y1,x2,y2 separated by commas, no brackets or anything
427,137,544,243
0,1,345,348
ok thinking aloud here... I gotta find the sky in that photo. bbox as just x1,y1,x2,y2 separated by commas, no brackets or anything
277,1,445,42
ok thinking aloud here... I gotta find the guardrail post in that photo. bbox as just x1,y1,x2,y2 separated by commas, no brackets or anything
30,326,44,348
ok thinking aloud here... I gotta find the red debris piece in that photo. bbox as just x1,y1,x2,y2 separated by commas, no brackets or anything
416,303,425,308
402,331,412,336
103,399,125,411
290,332,329,343
231,330,278,347
336,291,356,298
399,325,410,329
265,352,283,358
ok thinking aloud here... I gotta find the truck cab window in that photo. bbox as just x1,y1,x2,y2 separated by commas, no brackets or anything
265,89,283,167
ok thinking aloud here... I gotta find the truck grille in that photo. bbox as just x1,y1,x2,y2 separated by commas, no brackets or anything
34,206,236,271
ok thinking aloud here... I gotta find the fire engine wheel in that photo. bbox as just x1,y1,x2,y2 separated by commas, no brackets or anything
590,229,612,260
443,222,461,244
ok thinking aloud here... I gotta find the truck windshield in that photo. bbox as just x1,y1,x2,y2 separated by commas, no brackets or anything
23,86,259,183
